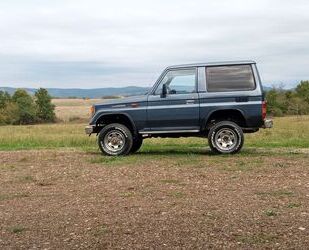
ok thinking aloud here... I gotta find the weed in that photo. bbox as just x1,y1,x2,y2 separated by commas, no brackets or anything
0,165,16,170
168,191,185,198
10,226,26,234
236,233,277,244
0,193,30,201
93,224,109,236
19,175,35,183
255,190,293,197
119,192,135,198
160,179,181,185
287,203,301,208
18,157,29,162
264,209,277,217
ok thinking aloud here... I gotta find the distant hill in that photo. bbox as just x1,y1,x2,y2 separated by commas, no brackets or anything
0,86,150,98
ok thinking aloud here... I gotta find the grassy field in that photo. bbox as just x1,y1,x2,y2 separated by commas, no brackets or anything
0,116,308,151
0,101,308,249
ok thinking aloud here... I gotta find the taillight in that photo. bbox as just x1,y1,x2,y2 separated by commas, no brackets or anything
262,101,267,120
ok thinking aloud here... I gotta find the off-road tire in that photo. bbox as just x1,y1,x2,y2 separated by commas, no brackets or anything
98,123,133,156
130,135,143,153
208,121,244,154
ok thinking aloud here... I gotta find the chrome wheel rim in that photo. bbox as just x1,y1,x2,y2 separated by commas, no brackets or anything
215,128,237,151
103,130,125,152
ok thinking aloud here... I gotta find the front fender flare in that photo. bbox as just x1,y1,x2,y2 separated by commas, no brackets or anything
90,111,137,135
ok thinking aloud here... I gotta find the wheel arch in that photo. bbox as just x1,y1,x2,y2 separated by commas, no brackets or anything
203,108,247,129
93,112,137,135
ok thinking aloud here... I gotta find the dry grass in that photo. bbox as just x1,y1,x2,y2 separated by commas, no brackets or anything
52,98,103,122
52,98,103,107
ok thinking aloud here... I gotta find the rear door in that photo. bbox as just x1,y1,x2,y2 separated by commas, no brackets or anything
146,68,200,132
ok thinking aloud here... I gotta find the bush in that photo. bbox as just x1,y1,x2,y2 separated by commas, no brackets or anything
266,81,309,116
0,88,56,125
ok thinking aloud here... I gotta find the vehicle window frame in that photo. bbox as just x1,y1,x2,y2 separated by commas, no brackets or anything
205,64,256,92
152,67,198,96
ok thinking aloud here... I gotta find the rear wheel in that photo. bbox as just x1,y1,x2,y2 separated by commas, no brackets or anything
98,123,133,156
208,121,244,154
130,135,143,153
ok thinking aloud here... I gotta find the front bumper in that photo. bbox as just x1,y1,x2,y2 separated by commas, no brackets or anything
262,119,273,128
85,125,94,135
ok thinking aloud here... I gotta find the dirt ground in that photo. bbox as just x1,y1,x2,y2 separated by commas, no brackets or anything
0,150,308,249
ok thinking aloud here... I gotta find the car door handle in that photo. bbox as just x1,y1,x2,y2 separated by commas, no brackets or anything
186,100,195,104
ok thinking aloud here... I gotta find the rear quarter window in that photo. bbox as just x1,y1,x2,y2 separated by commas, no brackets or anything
206,65,255,92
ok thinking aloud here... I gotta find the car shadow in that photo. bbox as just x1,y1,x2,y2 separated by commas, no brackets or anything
86,147,262,157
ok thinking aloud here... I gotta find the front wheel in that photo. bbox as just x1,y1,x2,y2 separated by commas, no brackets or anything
130,135,143,153
208,121,244,154
98,123,133,156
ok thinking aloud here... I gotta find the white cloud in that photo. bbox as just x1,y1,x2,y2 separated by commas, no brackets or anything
0,0,308,88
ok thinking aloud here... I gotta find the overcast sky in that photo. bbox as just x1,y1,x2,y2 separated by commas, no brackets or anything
0,0,308,89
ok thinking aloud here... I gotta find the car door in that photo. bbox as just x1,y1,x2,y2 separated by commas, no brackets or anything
146,68,200,132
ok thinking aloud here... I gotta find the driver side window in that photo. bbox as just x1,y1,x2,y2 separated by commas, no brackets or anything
154,68,196,95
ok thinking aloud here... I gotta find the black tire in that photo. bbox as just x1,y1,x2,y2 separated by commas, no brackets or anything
98,123,133,156
208,121,244,154
130,135,143,153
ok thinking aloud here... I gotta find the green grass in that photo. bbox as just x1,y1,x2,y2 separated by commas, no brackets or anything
10,226,26,234
168,191,185,198
236,233,278,244
0,123,96,150
245,116,309,148
160,179,182,185
255,190,294,197
93,224,109,236
264,209,278,217
287,203,301,208
0,116,308,151
0,193,30,201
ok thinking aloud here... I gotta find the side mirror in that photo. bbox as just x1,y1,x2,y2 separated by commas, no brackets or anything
161,83,167,98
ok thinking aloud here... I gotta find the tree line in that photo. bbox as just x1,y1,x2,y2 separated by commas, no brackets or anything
266,81,309,116
0,88,56,125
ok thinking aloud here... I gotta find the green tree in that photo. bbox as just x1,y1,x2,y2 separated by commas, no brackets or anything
0,91,11,108
12,89,36,124
295,81,309,103
0,102,20,125
34,88,56,122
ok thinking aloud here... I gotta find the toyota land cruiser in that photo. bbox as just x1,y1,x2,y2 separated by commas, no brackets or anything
85,61,272,156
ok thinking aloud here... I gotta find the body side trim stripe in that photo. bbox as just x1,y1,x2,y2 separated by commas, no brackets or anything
200,101,262,107
139,129,200,134
94,101,262,113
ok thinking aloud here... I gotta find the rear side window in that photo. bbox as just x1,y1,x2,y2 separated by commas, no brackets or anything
206,65,255,92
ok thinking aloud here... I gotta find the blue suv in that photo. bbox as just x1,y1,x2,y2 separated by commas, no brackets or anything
85,61,272,156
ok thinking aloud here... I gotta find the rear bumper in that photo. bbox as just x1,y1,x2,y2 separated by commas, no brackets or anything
85,125,94,135
262,119,273,128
